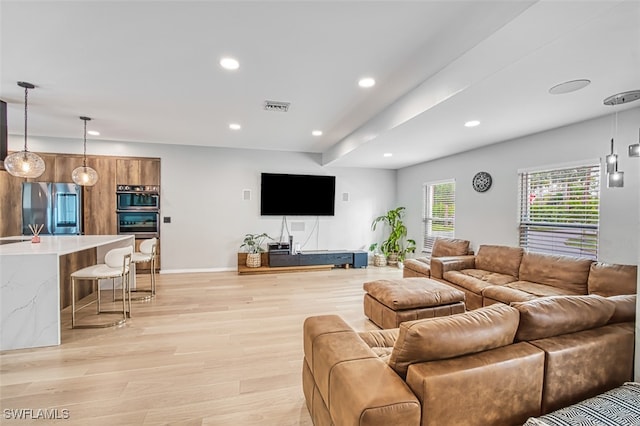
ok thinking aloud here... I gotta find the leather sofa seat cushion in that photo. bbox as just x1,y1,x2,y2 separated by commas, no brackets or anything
363,278,465,310
518,252,592,295
482,281,581,305
512,295,615,341
588,262,637,297
505,281,581,298
432,238,470,257
607,295,636,324
443,271,498,294
475,245,524,277
482,285,539,305
449,268,518,285
388,304,519,378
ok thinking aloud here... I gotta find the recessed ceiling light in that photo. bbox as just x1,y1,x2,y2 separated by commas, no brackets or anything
87,130,100,136
220,57,240,70
548,79,590,95
383,153,393,157
464,120,480,127
229,123,241,130
358,77,375,88
311,130,323,136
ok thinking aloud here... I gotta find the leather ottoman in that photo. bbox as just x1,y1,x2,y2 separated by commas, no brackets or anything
363,278,466,329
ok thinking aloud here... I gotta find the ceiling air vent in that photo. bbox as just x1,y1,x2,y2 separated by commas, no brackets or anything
264,100,290,112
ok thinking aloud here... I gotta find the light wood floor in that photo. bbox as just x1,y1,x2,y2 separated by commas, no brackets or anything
0,266,402,425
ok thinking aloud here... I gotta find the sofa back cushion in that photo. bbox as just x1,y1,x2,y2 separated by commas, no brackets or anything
475,245,524,277
388,304,519,378
518,252,592,294
587,262,637,296
432,238,471,258
512,295,615,341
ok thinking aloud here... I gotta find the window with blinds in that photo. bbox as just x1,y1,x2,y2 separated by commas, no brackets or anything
423,180,455,254
518,162,600,260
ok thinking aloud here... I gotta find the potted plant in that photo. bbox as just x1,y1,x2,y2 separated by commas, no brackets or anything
240,233,273,268
368,243,387,267
370,206,416,266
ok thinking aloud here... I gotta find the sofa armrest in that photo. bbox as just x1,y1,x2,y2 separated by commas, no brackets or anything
607,294,636,324
431,255,476,279
303,315,421,426
403,258,431,278
330,358,421,426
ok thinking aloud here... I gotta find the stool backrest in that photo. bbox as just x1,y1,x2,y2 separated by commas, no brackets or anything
140,237,157,255
105,246,134,270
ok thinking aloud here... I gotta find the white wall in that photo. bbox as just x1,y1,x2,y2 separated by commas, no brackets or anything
8,135,396,271
397,107,640,265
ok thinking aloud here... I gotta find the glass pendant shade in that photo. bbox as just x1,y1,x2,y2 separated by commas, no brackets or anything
72,116,98,186
629,129,640,157
72,165,99,186
4,150,46,178
605,153,618,173
4,81,45,179
607,170,624,188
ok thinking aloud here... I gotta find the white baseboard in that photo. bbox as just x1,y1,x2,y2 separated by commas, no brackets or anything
159,267,235,274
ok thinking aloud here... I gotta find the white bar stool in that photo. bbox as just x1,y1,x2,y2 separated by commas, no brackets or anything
71,246,133,329
131,237,157,298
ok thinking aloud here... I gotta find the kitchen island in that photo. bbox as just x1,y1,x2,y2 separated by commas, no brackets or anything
0,235,134,351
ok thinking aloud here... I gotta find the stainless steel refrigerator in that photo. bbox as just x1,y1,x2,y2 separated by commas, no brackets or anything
22,182,83,235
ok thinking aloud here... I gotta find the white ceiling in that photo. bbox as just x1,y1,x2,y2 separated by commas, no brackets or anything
1,1,639,169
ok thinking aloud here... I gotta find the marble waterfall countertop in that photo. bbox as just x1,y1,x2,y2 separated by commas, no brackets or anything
0,235,134,351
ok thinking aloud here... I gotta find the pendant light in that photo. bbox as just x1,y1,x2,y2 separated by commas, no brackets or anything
602,90,640,189
3,82,46,178
629,128,640,157
603,90,640,165
606,139,624,188
71,116,99,186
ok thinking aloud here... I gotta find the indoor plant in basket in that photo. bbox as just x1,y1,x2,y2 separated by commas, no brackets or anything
240,233,273,268
368,243,387,267
370,206,416,267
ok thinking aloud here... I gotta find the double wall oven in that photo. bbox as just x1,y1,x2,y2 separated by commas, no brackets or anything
116,184,160,238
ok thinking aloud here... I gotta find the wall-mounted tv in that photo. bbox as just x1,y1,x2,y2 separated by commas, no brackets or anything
261,173,335,216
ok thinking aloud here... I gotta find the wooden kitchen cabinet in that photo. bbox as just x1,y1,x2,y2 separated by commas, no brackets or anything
83,156,117,235
54,155,80,183
0,170,23,237
1,152,159,238
27,153,81,184
31,153,57,183
116,158,160,186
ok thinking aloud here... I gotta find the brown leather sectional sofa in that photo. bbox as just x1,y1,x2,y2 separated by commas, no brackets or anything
302,294,636,426
424,244,636,310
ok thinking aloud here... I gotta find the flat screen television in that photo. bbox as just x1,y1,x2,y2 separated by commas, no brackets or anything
261,173,335,216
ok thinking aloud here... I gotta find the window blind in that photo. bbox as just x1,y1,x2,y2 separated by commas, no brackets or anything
423,180,455,254
518,163,600,260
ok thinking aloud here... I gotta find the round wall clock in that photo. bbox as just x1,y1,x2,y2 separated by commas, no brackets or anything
472,171,492,192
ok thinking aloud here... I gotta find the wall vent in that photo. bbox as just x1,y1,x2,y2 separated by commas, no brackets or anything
264,100,290,112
